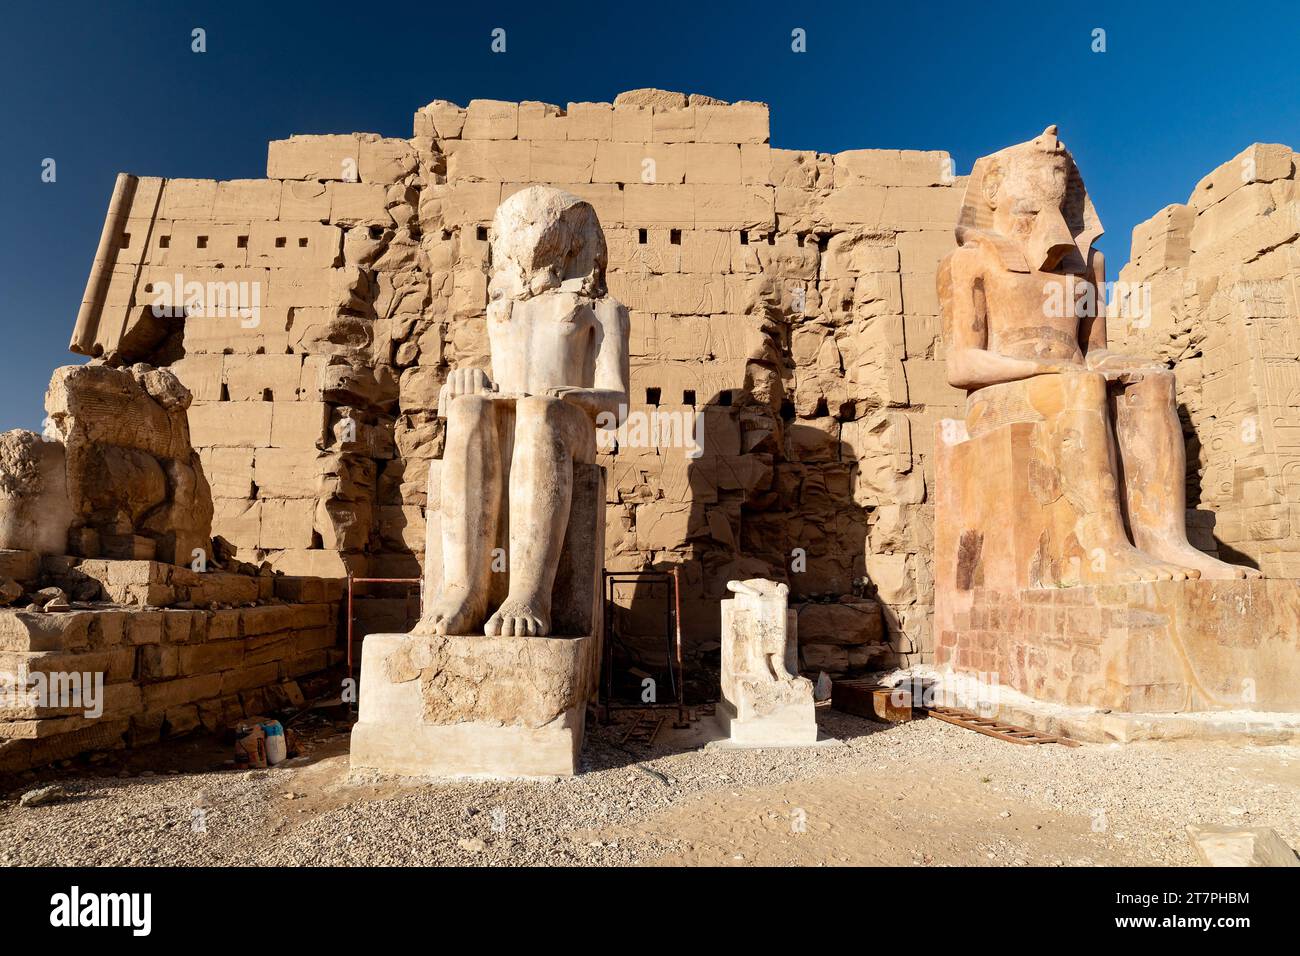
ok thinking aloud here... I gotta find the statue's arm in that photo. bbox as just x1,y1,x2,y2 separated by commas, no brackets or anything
942,247,1066,390
1080,250,1163,378
546,298,630,421
1079,249,1109,355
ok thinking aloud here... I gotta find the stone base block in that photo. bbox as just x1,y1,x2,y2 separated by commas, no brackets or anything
350,715,586,779
890,666,1300,745
708,697,822,749
937,579,1300,713
350,631,598,779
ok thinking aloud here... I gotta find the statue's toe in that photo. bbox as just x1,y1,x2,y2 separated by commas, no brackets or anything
483,603,550,637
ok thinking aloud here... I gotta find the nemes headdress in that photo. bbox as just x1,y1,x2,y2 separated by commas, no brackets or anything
955,125,1103,272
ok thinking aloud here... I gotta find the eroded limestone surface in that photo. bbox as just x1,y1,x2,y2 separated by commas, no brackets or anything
47,363,213,565
0,431,73,555
933,129,1291,719
382,631,597,729
717,578,816,746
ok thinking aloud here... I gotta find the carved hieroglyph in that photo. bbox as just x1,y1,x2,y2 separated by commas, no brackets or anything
420,185,629,638
717,578,816,746
936,126,1259,588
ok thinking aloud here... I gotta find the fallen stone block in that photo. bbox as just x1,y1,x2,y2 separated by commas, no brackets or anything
1187,825,1299,867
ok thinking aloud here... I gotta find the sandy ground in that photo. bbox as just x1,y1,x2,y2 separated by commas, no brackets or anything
2,707,1297,867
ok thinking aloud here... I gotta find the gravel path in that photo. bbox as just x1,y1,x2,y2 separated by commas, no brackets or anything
2,709,1296,866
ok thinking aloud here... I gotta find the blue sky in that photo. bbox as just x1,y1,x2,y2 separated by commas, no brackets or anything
2,0,1297,431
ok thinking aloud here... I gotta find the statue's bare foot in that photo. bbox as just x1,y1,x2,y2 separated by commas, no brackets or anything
1084,543,1201,583
484,596,551,637
1143,542,1263,580
421,585,484,636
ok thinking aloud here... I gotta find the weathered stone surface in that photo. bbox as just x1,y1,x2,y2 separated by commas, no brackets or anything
66,92,981,674
0,589,342,769
1109,144,1300,580
1187,825,1299,867
931,129,1287,724
0,431,73,555
45,364,213,566
937,579,1300,712
420,186,625,640
716,578,816,746
354,188,620,777
350,631,596,778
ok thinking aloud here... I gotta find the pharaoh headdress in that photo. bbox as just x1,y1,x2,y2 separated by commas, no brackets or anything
954,125,1104,273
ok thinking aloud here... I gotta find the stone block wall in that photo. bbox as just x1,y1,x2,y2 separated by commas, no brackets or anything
0,556,341,771
70,89,974,676
1110,144,1300,576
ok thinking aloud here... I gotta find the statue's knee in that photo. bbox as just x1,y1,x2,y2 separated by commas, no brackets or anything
447,393,494,429
1142,368,1176,395
1025,369,1105,412
450,393,492,415
517,394,565,426
1063,369,1108,404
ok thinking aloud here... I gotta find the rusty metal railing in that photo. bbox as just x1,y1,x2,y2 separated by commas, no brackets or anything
345,576,423,681
601,568,686,728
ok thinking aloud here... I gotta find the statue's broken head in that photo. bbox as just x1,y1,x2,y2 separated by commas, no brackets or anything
488,185,608,303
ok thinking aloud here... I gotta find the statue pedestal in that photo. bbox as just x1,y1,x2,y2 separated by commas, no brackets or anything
713,694,819,748
935,579,1300,713
350,631,599,778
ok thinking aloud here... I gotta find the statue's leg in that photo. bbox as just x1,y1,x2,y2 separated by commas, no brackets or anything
423,394,502,635
1024,371,1197,583
484,396,594,637
1113,369,1261,579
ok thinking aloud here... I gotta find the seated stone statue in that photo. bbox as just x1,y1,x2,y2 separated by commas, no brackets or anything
938,126,1259,584
422,186,630,637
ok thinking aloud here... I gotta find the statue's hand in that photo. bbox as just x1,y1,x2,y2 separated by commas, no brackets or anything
437,367,496,416
446,367,495,399
542,385,585,400
1028,358,1080,375
1084,350,1161,378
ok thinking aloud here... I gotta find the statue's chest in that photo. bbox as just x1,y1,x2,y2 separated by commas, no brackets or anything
985,270,1089,329
490,299,596,357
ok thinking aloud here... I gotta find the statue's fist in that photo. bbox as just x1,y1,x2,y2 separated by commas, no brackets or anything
437,367,496,417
